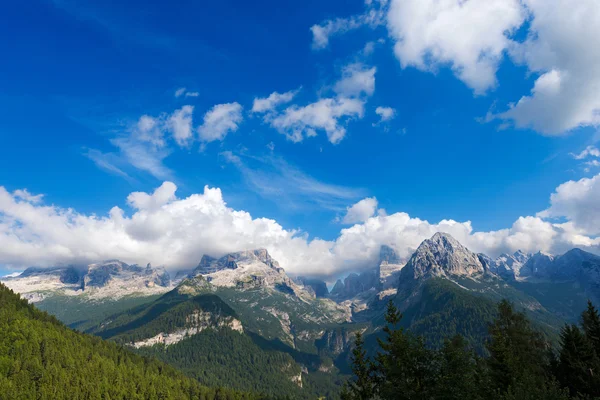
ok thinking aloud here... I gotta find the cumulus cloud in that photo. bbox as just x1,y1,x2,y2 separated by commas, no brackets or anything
198,102,243,142
375,106,396,123
386,0,526,94
268,97,365,144
381,0,600,134
499,0,600,135
342,197,378,224
2,172,600,278
12,189,44,204
168,105,194,147
256,63,375,144
538,174,600,236
311,0,388,50
334,63,376,97
252,89,299,113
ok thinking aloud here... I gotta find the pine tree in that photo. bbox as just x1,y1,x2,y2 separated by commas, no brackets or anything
486,300,550,392
486,300,568,400
375,301,436,400
433,335,483,400
582,300,600,355
341,331,376,400
556,324,599,397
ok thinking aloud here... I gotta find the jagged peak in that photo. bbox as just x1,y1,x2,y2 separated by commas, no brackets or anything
402,232,486,281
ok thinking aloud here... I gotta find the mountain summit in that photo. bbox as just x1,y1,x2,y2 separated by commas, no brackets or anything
401,232,487,281
190,249,313,300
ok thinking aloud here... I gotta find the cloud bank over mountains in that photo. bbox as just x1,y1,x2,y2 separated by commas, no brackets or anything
313,0,600,136
1,172,599,279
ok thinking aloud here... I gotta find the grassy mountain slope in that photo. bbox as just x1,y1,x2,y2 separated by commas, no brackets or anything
0,283,256,400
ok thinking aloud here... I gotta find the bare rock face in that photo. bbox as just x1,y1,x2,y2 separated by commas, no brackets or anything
191,249,314,300
378,245,405,289
401,232,487,281
2,261,173,302
193,249,282,276
315,328,357,355
296,276,329,298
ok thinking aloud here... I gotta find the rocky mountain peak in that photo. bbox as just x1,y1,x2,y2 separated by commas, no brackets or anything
379,245,401,264
513,250,530,264
194,249,280,276
401,232,486,281
378,245,405,290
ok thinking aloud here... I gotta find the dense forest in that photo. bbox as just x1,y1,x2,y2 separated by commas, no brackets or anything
342,300,600,399
0,283,260,400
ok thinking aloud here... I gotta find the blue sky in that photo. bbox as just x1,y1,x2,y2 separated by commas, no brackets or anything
1,0,599,278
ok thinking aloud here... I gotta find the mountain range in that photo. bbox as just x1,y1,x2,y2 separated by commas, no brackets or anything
3,232,600,398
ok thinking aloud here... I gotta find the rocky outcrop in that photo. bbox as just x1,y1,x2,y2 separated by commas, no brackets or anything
131,310,243,348
191,249,315,300
315,328,357,355
296,276,329,298
1,260,173,302
482,251,531,280
401,232,487,281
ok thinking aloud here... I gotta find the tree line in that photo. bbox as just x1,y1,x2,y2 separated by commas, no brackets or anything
342,299,600,400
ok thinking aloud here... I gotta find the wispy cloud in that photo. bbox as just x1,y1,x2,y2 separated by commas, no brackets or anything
220,151,365,211
83,148,134,181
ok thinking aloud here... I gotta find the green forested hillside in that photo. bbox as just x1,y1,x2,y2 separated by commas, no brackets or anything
90,287,345,399
36,293,162,332
137,329,307,397
0,283,258,400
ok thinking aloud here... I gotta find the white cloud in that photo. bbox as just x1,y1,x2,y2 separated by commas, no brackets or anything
257,63,374,144
252,90,299,113
175,88,199,98
342,197,378,224
538,174,600,236
127,182,177,211
198,102,243,142
84,149,133,180
375,106,396,122
175,88,186,98
222,153,364,211
498,0,600,135
334,63,376,97
573,146,600,160
268,97,365,144
1,174,600,277
168,105,194,147
12,189,44,204
386,0,526,94
110,114,173,180
585,160,600,172
311,0,388,50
